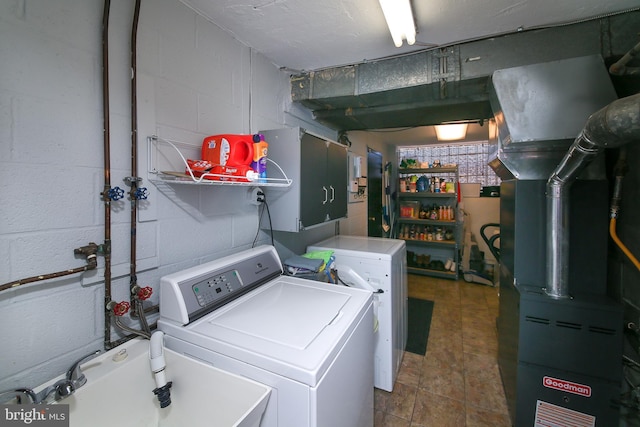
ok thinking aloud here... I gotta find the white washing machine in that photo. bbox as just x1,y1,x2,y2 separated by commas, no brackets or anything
158,245,374,427
308,235,407,392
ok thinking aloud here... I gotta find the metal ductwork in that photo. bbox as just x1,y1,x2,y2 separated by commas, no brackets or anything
290,12,640,132
546,93,640,298
488,55,618,180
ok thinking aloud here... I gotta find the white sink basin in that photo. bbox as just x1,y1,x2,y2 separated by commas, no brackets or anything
44,338,271,427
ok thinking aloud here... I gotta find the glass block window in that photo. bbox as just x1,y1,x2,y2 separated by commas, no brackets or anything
397,142,501,186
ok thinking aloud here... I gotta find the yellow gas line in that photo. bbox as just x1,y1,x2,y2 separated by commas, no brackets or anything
610,217,640,272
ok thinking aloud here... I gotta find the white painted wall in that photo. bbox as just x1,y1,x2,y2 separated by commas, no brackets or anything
0,0,291,391
338,130,396,237
460,197,500,264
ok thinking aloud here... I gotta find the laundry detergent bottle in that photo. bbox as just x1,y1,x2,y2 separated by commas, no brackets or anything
201,134,253,167
251,133,268,182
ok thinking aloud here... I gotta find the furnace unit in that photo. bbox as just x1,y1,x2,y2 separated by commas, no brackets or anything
489,55,627,426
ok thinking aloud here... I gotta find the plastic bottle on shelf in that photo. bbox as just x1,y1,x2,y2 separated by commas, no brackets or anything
427,227,434,241
417,175,428,192
429,204,438,220
251,134,268,183
445,179,455,193
445,228,454,240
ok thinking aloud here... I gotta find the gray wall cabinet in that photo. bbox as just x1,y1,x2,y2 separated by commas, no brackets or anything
261,127,348,232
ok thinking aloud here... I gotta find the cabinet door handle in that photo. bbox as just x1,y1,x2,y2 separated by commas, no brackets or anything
329,186,335,203
322,186,328,204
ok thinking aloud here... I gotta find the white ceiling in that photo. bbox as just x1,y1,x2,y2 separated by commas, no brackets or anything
179,0,639,72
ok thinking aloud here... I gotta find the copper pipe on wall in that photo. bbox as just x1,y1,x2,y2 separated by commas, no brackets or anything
128,0,141,307
101,0,114,348
121,0,157,339
0,261,97,293
0,266,89,293
0,244,99,293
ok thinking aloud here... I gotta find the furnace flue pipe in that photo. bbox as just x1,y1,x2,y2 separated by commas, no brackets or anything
545,93,640,299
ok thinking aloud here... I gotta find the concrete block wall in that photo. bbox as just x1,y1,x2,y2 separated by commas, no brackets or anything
0,0,291,391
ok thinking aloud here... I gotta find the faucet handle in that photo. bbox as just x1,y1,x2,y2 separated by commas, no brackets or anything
54,381,75,400
66,350,101,388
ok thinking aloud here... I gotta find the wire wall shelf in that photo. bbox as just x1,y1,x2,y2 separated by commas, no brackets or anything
147,135,293,187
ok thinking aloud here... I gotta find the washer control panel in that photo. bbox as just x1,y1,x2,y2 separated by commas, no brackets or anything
192,270,242,307
159,245,283,324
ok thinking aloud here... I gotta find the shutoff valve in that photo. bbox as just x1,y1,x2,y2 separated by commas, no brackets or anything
134,187,149,200
133,286,153,301
107,301,131,316
105,187,125,201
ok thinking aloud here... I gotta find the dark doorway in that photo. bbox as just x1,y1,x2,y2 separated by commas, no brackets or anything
367,148,383,237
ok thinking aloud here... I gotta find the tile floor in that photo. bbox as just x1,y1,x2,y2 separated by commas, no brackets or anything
374,274,512,427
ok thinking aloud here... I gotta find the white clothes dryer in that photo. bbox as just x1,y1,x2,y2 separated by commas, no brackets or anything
308,235,407,392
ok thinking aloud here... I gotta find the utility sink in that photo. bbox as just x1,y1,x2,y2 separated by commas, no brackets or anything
45,338,271,427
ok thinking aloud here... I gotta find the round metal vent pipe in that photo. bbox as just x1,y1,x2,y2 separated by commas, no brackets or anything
545,93,640,299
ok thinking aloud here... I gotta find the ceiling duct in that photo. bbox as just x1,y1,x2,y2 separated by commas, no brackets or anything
289,13,640,133
487,55,618,180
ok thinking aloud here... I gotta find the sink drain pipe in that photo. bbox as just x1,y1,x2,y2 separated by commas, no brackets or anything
149,331,172,408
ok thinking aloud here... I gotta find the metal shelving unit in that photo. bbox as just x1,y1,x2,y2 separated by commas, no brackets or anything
397,166,461,279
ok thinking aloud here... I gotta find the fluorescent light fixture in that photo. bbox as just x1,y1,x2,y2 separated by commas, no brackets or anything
379,0,416,48
435,123,469,141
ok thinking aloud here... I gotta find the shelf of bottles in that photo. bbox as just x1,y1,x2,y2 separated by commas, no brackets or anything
147,135,292,187
397,166,460,279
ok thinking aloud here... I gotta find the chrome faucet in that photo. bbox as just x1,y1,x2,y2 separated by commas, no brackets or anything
38,349,101,403
0,349,100,404
66,349,101,390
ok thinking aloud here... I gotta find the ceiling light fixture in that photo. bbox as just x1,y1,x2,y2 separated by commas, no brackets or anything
378,0,416,48
434,123,469,141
